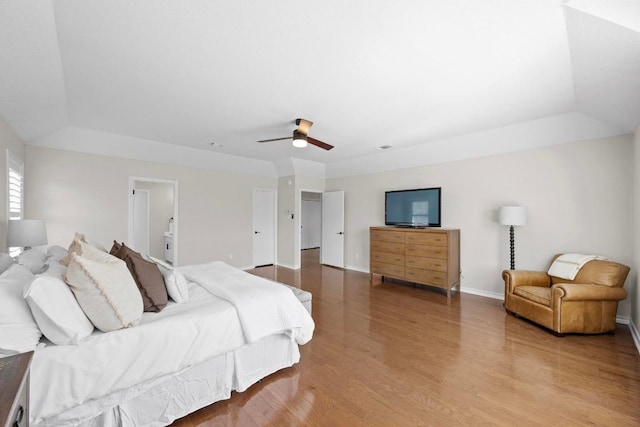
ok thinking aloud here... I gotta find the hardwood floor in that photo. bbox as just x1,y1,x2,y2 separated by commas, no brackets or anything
174,249,640,426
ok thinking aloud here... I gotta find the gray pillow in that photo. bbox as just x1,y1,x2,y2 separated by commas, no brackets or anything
0,253,14,275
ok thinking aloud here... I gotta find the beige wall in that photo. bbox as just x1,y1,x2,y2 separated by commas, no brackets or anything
0,116,26,252
276,175,325,268
25,145,277,267
327,134,634,318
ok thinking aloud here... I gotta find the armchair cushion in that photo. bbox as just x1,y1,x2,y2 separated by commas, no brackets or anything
514,286,550,306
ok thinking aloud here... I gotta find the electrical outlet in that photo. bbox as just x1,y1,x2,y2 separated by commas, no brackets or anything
355,253,360,259
229,254,233,260
460,268,464,278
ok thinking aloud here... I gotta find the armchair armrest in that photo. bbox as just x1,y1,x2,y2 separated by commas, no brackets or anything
502,270,551,294
552,283,627,302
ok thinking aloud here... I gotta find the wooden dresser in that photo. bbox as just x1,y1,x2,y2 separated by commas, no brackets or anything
0,351,33,427
370,227,460,297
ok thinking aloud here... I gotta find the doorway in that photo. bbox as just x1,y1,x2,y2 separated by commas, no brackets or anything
299,190,345,268
253,188,276,267
128,177,179,265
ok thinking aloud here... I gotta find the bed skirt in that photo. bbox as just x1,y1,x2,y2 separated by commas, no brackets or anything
34,334,301,427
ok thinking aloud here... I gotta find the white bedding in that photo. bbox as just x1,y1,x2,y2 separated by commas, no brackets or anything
31,283,245,424
179,261,314,344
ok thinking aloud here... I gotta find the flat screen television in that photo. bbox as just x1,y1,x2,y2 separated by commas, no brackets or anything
385,187,441,227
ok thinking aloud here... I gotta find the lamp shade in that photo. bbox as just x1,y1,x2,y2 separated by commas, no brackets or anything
7,219,48,248
292,130,308,148
498,206,527,226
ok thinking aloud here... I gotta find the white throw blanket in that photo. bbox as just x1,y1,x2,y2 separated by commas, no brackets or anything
547,253,606,280
179,261,314,345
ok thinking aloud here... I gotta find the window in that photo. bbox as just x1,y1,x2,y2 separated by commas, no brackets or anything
7,150,24,256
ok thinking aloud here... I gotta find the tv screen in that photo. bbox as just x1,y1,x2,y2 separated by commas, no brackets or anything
385,187,441,227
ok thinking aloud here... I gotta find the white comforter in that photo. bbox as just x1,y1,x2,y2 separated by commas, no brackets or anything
31,265,314,425
179,261,314,344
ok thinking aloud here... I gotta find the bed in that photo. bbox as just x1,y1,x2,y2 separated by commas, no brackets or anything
0,240,314,427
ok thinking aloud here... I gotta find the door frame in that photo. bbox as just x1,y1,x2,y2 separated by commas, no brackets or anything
128,176,179,266
252,188,277,267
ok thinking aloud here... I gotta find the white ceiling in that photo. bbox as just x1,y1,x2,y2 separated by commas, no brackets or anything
0,0,639,178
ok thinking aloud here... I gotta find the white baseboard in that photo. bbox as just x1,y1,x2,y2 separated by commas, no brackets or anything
276,262,299,270
345,264,369,274
459,286,503,300
616,315,630,325
628,319,640,355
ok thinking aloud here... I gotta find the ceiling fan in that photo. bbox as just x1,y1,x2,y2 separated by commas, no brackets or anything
257,118,334,150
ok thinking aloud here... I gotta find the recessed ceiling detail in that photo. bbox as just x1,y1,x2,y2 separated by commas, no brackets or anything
0,1,637,177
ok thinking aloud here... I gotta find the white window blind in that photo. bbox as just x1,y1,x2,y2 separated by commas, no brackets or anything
7,150,24,256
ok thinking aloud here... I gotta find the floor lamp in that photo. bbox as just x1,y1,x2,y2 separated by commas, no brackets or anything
498,206,527,270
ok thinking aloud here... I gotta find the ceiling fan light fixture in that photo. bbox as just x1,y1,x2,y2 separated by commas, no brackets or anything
292,130,307,148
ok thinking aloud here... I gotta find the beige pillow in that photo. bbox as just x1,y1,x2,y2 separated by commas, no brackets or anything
61,237,113,266
64,254,143,332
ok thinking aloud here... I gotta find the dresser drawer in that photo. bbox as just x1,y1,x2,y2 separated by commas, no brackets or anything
405,256,447,271
370,230,405,243
406,244,447,259
405,232,447,246
371,241,404,254
405,268,447,286
371,262,404,277
371,252,405,266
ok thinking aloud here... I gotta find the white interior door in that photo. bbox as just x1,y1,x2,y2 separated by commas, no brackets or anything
253,189,276,266
132,189,150,255
301,199,321,249
321,190,345,268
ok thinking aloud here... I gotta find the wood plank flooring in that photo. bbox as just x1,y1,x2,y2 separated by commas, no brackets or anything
174,249,640,426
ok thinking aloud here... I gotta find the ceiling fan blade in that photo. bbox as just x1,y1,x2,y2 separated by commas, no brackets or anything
307,137,334,151
296,118,313,136
257,136,292,143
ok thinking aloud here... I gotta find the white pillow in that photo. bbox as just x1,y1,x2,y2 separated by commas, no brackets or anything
16,248,48,274
24,274,94,345
148,256,189,303
64,254,143,332
0,253,14,275
0,265,40,354
46,245,69,262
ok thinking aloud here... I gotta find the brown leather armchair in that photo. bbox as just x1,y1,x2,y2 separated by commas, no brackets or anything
502,256,629,335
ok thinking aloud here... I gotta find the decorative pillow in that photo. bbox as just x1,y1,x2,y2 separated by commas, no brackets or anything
124,254,168,312
46,245,69,262
75,232,108,253
148,256,189,303
61,238,112,266
114,243,143,261
109,240,122,256
24,274,94,345
64,254,143,332
16,248,48,274
0,264,40,354
0,253,14,275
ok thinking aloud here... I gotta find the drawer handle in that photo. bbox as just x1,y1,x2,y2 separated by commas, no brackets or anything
14,405,24,426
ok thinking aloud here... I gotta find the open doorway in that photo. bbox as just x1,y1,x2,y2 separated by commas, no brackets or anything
128,177,179,265
299,190,345,268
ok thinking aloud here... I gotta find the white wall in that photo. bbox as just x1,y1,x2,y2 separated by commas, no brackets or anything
327,134,634,318
25,145,277,267
0,116,26,252
632,126,640,341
